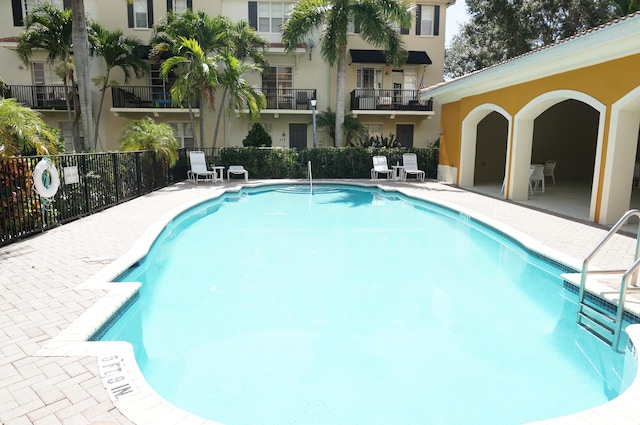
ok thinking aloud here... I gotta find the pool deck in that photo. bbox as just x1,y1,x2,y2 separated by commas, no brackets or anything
3,179,640,425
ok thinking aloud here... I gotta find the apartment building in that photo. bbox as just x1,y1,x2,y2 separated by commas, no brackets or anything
1,0,451,152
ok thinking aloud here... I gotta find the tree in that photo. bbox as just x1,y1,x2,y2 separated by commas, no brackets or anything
161,37,219,149
282,0,412,147
0,98,62,157
445,0,626,78
89,22,148,151
16,4,81,151
151,11,268,149
242,122,272,147
119,117,179,166
72,0,94,151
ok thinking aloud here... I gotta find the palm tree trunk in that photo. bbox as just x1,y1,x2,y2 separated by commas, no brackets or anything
61,77,77,151
94,85,108,151
72,0,94,151
199,94,205,149
334,49,347,148
212,88,229,149
188,101,197,148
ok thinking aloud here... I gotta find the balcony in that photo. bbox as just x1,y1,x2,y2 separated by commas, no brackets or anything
260,89,316,117
111,86,196,115
6,85,74,110
349,89,433,118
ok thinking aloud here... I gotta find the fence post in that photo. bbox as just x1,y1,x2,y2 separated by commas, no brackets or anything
112,153,120,203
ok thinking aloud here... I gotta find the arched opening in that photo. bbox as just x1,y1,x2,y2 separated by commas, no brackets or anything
600,85,640,224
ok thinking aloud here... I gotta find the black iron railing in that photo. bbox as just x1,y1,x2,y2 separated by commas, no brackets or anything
349,89,433,111
111,86,197,109
262,88,316,110
6,85,75,110
0,150,188,246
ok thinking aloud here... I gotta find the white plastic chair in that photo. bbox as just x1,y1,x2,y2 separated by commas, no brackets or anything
401,153,425,181
529,164,545,193
188,151,216,184
227,165,249,182
371,156,393,180
543,160,557,186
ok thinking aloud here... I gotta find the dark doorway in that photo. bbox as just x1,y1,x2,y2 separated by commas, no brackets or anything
396,124,414,148
289,123,307,150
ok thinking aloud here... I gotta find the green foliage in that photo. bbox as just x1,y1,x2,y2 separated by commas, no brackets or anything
119,117,179,166
445,0,626,78
0,99,62,157
242,123,273,147
361,134,401,149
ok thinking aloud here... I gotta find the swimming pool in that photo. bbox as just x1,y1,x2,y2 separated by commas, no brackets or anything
99,184,636,425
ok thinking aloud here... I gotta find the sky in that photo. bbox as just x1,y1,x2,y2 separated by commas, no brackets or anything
445,0,471,46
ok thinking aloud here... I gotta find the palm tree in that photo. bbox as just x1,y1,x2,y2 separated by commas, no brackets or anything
119,117,179,166
212,19,268,148
0,98,61,157
16,4,81,151
151,11,269,149
282,0,412,147
213,48,267,149
89,22,148,151
72,0,94,151
161,37,219,149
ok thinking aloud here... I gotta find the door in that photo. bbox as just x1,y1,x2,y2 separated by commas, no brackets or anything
396,124,414,148
289,123,307,150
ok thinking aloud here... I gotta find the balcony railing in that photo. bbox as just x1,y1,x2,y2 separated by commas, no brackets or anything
263,88,316,110
350,89,433,112
6,85,74,110
111,86,196,109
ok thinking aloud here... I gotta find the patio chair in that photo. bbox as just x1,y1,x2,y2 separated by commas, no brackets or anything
543,160,557,186
188,151,216,184
529,164,544,193
228,165,249,182
401,153,425,182
371,156,393,180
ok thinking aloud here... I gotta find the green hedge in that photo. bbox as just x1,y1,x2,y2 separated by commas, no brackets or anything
205,147,439,180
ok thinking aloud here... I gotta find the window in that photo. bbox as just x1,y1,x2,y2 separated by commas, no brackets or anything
262,66,293,108
14,0,66,25
169,123,195,149
256,2,292,33
168,0,191,13
356,67,383,90
364,124,382,140
31,62,63,85
24,0,63,14
416,4,440,36
128,0,153,29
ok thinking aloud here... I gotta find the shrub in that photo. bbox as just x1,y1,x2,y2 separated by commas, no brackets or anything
242,123,273,147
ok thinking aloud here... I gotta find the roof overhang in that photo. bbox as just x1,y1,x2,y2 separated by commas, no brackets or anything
420,13,640,104
350,49,432,65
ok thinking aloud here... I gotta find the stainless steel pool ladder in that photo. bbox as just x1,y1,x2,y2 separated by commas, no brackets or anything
576,209,640,353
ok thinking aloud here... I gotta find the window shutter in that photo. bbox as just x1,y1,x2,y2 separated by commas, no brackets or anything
187,0,192,10
167,0,172,13
63,0,72,10
248,2,257,30
12,0,23,26
415,5,421,35
434,5,440,36
127,2,134,28
147,0,154,27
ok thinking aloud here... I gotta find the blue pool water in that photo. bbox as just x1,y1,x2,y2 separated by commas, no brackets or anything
100,185,636,425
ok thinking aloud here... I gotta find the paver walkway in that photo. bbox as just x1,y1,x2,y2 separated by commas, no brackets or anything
1,180,639,425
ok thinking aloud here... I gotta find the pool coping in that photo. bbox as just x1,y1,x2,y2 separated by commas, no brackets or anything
33,179,640,425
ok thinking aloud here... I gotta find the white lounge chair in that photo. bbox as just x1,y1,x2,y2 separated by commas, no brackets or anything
529,164,545,194
188,151,217,184
371,155,393,180
401,153,425,181
543,160,557,186
228,165,249,182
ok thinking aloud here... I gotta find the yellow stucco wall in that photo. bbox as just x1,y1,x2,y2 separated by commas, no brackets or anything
439,53,640,172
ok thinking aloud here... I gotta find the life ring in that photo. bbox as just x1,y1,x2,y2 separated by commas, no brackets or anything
33,158,60,198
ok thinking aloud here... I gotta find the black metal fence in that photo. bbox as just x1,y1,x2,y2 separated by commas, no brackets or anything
0,150,188,246
1,146,438,247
